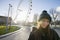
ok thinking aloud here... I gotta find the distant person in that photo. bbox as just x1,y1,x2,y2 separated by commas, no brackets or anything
28,10,60,40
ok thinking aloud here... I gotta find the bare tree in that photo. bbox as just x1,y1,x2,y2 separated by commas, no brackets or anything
49,8,58,27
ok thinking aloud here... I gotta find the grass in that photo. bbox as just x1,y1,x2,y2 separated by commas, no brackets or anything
0,26,20,35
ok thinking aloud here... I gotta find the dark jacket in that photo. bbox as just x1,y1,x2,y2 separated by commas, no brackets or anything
28,27,60,40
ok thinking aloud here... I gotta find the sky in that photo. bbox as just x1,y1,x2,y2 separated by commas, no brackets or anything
0,0,60,22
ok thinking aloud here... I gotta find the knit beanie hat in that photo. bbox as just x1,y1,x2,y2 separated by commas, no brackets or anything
38,10,52,23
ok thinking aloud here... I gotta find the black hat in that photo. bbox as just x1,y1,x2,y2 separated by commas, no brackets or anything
38,10,52,22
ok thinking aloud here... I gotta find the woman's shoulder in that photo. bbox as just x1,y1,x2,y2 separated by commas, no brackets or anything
50,28,60,38
30,27,38,35
50,28,57,33
32,27,37,32
48,28,60,40
50,28,57,34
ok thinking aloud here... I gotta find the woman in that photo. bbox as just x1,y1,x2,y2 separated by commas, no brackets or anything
28,10,60,40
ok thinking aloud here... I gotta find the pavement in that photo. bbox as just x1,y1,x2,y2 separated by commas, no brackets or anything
0,26,31,40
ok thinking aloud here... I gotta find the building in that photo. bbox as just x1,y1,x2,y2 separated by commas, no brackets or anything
33,13,38,22
33,13,38,25
0,16,12,25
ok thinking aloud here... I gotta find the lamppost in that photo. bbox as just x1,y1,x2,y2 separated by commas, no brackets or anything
6,4,12,32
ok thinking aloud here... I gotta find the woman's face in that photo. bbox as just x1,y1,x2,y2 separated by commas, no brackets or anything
38,18,50,28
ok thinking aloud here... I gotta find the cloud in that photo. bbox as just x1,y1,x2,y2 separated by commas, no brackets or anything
56,6,60,20
56,6,60,12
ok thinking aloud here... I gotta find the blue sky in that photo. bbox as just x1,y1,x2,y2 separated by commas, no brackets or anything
33,0,60,12
0,0,60,22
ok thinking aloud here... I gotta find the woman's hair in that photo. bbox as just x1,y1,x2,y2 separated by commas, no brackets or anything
38,23,52,40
